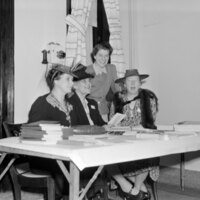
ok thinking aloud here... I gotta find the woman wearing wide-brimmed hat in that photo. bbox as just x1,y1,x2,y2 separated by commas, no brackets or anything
112,69,158,129
108,69,159,200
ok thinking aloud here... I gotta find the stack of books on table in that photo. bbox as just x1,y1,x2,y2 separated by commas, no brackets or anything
61,127,74,139
57,126,107,146
20,121,63,144
67,134,108,142
173,121,200,132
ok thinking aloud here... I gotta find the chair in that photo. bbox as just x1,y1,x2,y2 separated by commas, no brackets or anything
2,121,55,200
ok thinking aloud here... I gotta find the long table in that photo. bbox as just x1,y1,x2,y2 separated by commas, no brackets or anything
0,132,200,200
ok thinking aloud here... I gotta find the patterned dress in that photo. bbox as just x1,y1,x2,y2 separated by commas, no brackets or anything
120,96,157,127
110,89,159,181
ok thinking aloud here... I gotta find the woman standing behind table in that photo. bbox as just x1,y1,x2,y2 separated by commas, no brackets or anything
28,64,76,199
108,69,159,200
66,63,106,126
86,42,120,122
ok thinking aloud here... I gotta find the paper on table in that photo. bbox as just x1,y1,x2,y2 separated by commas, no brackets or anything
108,113,126,126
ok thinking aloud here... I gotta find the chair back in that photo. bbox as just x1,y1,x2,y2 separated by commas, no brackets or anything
3,121,22,138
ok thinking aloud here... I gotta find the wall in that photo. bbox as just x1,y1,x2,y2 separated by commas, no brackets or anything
136,0,200,124
133,0,200,170
15,0,66,123
15,0,200,171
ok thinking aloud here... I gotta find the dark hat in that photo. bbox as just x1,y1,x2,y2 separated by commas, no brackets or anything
72,63,94,81
115,69,149,83
46,64,77,90
51,63,76,77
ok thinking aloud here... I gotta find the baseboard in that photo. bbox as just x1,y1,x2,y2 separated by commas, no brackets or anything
157,182,200,198
158,166,200,192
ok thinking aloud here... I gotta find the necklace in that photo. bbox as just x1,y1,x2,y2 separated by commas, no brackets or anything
47,93,72,123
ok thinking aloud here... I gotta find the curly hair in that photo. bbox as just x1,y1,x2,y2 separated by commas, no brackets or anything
90,42,113,63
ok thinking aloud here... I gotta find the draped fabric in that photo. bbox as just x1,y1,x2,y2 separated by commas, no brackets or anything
65,0,126,76
103,0,126,77
93,0,110,45
65,0,93,69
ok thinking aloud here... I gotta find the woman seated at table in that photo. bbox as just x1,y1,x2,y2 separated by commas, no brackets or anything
108,69,159,200
28,63,76,199
66,63,107,198
28,63,75,126
66,63,106,126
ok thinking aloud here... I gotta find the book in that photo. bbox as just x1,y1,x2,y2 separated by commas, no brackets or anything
22,120,60,127
71,125,106,135
20,138,57,145
61,127,74,138
108,113,126,126
20,129,46,135
21,126,43,131
20,121,63,144
68,134,108,142
174,121,200,132
57,140,86,146
177,121,200,125
20,133,44,140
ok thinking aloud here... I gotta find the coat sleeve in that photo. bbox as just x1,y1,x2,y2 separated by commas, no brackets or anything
110,64,120,93
88,99,107,126
28,96,48,123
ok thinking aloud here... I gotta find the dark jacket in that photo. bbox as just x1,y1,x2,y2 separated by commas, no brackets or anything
28,94,70,126
113,89,158,129
66,92,106,126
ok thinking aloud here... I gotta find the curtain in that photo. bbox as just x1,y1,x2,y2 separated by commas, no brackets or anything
65,0,93,69
93,0,110,45
103,0,126,77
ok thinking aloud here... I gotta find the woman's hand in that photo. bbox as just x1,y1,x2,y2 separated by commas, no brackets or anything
103,124,113,132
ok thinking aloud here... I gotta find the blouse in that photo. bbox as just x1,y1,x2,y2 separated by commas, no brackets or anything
86,64,120,115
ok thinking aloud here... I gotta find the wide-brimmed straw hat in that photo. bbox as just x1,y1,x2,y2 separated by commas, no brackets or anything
72,63,94,81
115,69,149,83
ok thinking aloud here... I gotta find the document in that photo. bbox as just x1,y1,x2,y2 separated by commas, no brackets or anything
108,113,126,126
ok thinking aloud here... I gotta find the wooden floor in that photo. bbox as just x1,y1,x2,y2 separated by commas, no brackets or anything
1,184,200,200
1,166,200,200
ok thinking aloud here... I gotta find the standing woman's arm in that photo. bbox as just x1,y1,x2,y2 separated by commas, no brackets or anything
110,64,121,93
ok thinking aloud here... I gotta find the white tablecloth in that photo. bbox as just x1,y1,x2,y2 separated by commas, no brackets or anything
0,132,200,170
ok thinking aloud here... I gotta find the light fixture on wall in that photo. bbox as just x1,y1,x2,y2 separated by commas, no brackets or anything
41,42,66,77
41,42,66,65
41,49,48,64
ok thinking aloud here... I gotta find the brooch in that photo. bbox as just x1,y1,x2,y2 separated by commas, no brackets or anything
90,105,96,109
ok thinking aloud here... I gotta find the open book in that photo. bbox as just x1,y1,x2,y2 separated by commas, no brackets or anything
108,113,126,126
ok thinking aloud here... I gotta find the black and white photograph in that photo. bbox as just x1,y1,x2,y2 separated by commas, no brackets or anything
0,0,200,199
